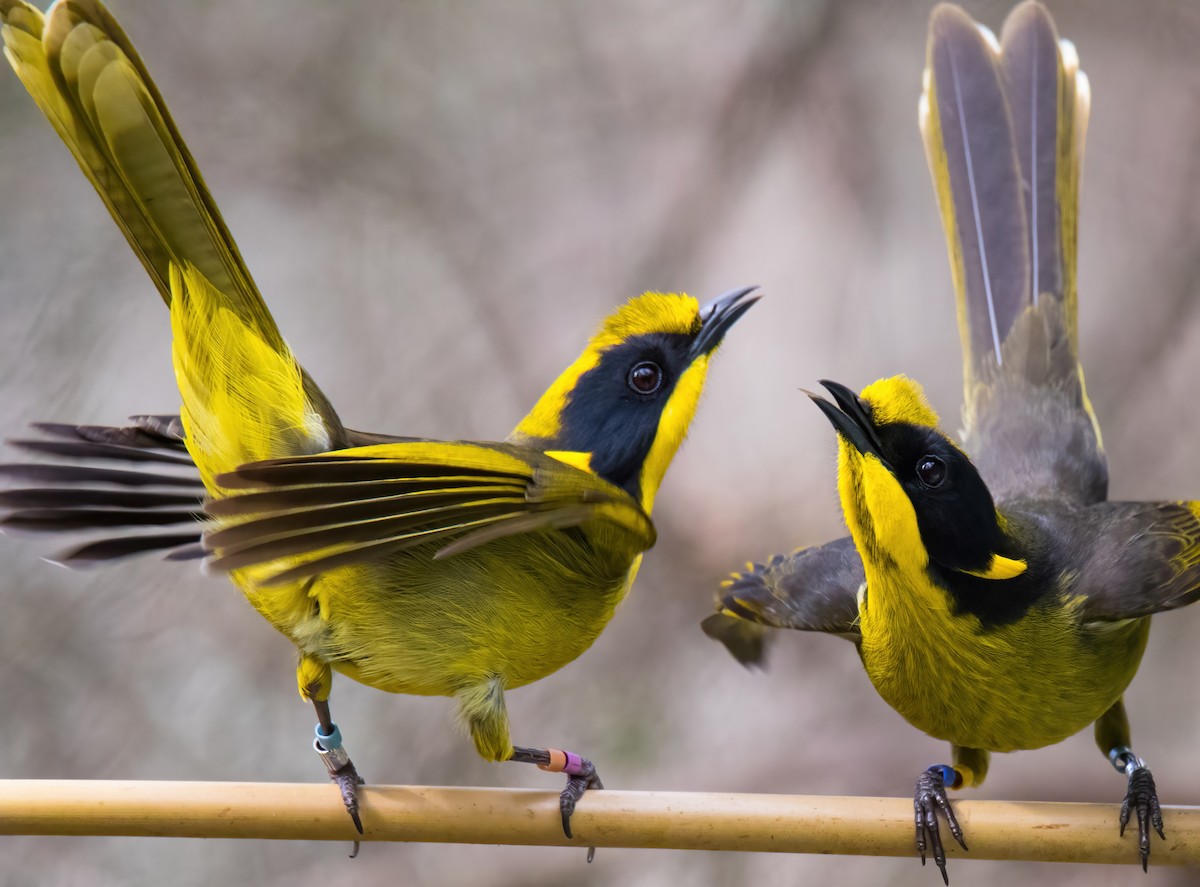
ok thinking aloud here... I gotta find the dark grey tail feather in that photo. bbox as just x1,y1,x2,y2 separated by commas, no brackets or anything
0,463,203,487
927,5,1030,375
2,506,202,532
999,2,1065,305
50,534,207,567
0,487,200,509
9,436,193,465
0,417,205,567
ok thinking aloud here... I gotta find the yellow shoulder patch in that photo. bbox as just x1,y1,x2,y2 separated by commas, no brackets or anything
860,375,941,429
544,450,593,474
963,553,1027,581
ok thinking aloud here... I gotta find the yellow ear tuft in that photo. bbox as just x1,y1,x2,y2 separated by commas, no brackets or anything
859,375,941,429
963,553,1027,580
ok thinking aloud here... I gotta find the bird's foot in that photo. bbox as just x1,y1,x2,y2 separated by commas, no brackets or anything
914,765,968,885
1116,755,1165,872
512,745,603,862
315,723,365,857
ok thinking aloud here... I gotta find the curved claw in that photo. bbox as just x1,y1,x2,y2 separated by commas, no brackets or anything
332,760,366,834
1119,765,1165,872
914,766,967,885
558,758,603,861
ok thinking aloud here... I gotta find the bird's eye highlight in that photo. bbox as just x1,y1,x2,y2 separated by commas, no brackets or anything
627,361,663,395
916,455,947,488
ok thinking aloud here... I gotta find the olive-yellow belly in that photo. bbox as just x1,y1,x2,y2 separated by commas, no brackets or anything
234,534,636,698
859,579,1149,752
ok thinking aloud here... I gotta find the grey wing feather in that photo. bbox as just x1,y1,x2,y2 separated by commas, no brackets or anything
702,536,864,667
0,416,204,564
204,445,654,586
0,416,420,567
1041,501,1200,622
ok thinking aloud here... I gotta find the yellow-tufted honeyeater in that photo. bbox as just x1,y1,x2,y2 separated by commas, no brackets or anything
0,0,758,847
703,2,1197,880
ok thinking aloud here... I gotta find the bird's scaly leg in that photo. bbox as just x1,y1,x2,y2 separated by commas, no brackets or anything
510,745,604,858
913,746,983,884
300,657,364,856
1096,698,1165,871
459,677,601,860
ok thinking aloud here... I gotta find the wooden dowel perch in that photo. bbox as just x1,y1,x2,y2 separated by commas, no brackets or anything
0,782,1197,865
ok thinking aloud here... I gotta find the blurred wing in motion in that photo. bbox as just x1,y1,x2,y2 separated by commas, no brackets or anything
702,536,864,666
204,442,657,585
0,418,423,566
0,416,205,564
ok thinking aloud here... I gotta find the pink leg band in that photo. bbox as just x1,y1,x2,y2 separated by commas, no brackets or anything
538,748,586,776
563,751,585,776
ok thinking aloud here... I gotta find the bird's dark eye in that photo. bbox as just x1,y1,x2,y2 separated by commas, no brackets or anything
916,455,947,488
627,361,663,395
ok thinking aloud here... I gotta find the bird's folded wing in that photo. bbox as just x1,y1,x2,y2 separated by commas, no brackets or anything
1068,502,1200,622
701,536,864,666
204,442,656,585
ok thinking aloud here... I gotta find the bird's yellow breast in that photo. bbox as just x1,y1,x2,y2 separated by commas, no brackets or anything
840,441,1148,752
858,569,1148,751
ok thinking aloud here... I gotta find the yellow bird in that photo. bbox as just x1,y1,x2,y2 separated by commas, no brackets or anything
703,2,1198,880
0,0,758,844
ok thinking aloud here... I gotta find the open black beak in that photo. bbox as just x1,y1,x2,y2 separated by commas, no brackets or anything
690,285,761,359
807,379,885,459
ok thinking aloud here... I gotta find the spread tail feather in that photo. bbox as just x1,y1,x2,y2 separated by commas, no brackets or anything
920,2,1089,393
0,0,275,339
1,1,346,482
922,3,1104,504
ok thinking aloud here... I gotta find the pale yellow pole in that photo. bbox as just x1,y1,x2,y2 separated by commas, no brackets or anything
0,781,1196,866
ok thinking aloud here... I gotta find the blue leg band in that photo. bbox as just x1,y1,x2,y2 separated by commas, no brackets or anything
315,722,343,750
934,764,957,785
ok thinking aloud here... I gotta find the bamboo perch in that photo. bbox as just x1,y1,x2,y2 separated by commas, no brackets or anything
0,781,1197,865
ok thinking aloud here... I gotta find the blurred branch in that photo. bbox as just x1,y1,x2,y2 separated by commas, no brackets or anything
626,0,842,289
2,781,1198,865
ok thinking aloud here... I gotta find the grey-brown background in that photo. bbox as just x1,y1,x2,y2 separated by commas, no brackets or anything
2,1,1199,885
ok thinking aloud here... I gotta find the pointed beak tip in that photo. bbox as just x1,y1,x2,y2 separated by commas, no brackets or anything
692,285,761,357
807,378,884,459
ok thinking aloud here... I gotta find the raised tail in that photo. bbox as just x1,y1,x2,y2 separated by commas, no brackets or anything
1,0,345,481
920,2,1102,503
2,0,270,327
920,2,1089,388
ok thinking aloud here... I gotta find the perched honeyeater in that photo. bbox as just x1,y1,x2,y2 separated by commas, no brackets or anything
703,2,1198,881
0,0,758,848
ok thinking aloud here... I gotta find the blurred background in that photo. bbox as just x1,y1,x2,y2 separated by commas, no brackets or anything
2,0,1199,884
